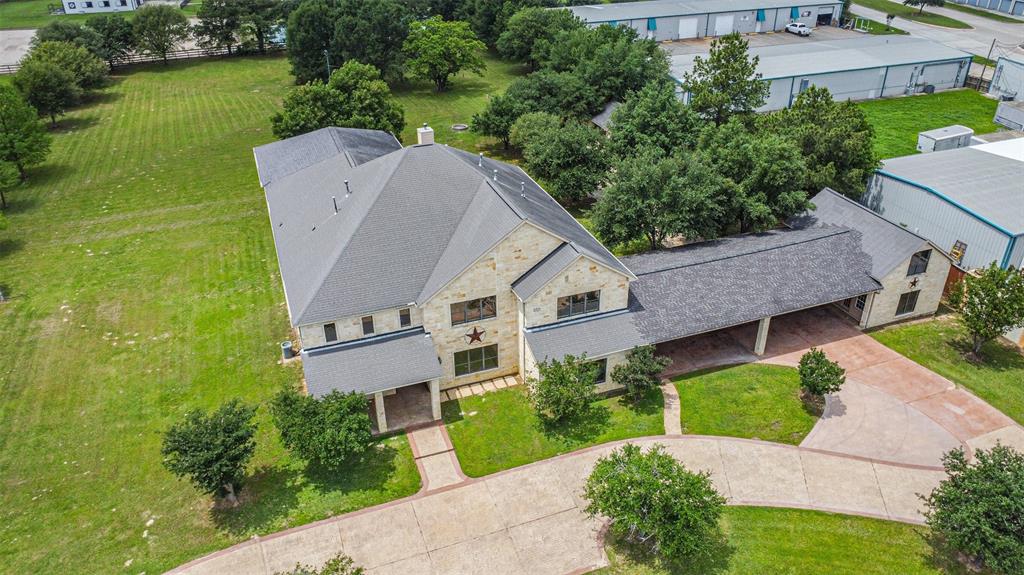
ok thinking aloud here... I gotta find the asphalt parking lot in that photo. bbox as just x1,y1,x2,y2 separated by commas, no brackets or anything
661,25,863,56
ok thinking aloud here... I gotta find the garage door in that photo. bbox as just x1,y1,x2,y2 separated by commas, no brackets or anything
678,18,699,38
920,62,962,88
714,14,734,36
1014,0,1024,15
1000,0,1012,11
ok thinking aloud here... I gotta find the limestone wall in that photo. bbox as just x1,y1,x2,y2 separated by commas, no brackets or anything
522,257,631,328
297,306,424,349
864,249,951,329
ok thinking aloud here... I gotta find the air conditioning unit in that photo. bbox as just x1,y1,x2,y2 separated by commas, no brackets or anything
916,125,974,153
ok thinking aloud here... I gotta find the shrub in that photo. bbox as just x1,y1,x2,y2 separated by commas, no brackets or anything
529,353,598,422
24,40,108,90
947,264,1024,358
160,399,258,506
271,388,373,468
924,444,1024,574
611,345,670,402
797,348,845,397
584,443,726,563
275,553,364,575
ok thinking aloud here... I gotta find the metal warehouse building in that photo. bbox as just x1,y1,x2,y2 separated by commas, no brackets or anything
948,0,1024,16
671,36,972,110
989,54,1024,102
862,137,1024,273
565,0,844,40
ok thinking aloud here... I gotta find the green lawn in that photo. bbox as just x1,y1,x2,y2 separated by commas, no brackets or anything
673,364,817,445
857,17,909,34
0,55,430,574
443,386,665,477
852,0,971,28
598,506,963,574
945,1,1024,23
971,54,997,67
871,316,1024,425
0,0,201,29
858,90,1001,158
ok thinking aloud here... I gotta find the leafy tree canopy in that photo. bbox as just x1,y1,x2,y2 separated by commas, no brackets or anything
0,85,52,179
585,443,726,562
798,348,846,397
518,121,609,206
903,0,946,14
332,0,410,82
610,345,671,402
32,20,103,55
608,80,702,158
160,399,258,506
275,553,365,575
238,0,284,54
509,111,560,151
13,61,82,126
85,14,137,67
195,0,243,53
948,264,1024,357
529,353,598,422
270,388,373,468
682,33,768,126
403,16,486,91
496,6,582,70
133,4,192,64
23,41,108,90
286,0,338,84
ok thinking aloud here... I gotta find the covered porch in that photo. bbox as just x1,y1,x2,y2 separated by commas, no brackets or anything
301,328,443,434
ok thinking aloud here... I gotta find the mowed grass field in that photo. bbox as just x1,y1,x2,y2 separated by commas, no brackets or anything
858,89,1001,158
0,0,203,29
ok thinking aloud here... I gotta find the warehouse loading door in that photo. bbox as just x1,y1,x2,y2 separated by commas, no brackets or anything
817,7,834,24
714,14,734,35
678,18,699,38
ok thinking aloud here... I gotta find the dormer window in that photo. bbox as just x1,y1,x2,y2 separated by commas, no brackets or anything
907,250,931,276
557,291,600,319
399,308,411,328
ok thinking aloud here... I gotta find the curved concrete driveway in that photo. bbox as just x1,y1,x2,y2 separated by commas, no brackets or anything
167,435,946,575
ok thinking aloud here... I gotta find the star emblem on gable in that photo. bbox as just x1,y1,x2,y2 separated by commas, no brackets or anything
910,278,920,288
466,327,485,343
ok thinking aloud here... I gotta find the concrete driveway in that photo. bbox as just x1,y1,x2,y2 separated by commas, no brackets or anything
0,29,34,67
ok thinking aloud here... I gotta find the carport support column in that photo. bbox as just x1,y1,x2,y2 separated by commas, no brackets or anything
374,391,388,433
430,379,441,421
754,316,772,356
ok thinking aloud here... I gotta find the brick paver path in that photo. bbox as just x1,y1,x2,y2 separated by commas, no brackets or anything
168,435,946,575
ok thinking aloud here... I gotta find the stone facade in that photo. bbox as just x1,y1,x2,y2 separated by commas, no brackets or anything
522,341,629,394
863,248,951,329
297,306,424,348
421,223,563,389
522,256,632,328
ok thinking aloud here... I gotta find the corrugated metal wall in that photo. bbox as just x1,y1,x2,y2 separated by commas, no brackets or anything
862,175,1012,270
989,58,1024,101
594,3,840,40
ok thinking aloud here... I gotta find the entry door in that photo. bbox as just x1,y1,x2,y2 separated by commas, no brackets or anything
678,18,699,38
714,14,734,36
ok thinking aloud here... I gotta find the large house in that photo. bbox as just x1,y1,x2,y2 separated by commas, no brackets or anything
254,127,953,432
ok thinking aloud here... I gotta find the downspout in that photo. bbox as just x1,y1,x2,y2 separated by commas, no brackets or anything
788,76,796,107
880,65,889,96
1000,235,1019,269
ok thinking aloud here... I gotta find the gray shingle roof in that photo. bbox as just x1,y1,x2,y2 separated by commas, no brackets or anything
591,101,620,132
525,228,881,361
789,189,930,278
302,328,441,397
253,127,402,186
258,129,630,327
511,242,581,300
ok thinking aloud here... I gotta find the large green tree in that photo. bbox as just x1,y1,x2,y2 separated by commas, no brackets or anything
270,388,373,468
403,16,486,91
286,0,338,83
585,443,726,563
85,14,137,68
496,6,581,70
12,61,82,126
31,20,103,54
925,445,1024,575
333,0,409,81
271,60,405,138
947,264,1024,357
0,85,52,179
759,86,878,199
529,353,598,423
519,121,609,206
239,0,283,54
610,345,671,402
160,399,258,506
133,4,192,64
508,111,560,152
22,41,108,90
592,147,726,251
460,0,542,47
195,0,243,54
607,80,702,158
681,33,768,126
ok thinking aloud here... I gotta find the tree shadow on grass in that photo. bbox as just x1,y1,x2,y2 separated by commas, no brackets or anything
52,115,102,133
539,404,612,444
920,528,974,574
621,387,665,418
304,442,401,494
604,530,735,575
0,238,25,259
948,335,1024,373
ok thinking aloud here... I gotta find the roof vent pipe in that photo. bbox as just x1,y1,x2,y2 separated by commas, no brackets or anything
332,196,338,214
344,180,351,197
493,169,498,181
520,181,526,197
478,152,483,167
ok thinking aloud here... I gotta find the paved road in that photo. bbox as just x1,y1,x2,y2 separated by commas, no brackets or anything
850,0,1024,57
166,435,947,575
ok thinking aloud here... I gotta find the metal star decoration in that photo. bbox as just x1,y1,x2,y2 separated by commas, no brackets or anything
910,278,920,288
466,327,485,343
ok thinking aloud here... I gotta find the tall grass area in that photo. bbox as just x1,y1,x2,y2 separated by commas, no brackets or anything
858,90,1001,158
0,55,430,574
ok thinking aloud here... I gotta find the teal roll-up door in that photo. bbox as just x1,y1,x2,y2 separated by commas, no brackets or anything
790,6,800,18
757,8,766,20
609,20,618,26
647,17,657,30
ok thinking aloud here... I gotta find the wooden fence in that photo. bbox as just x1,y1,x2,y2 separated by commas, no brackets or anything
0,43,285,75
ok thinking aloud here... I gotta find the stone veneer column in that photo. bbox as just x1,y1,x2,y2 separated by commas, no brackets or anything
430,379,441,420
754,316,771,356
374,392,388,433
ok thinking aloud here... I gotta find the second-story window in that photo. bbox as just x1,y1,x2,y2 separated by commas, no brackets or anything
361,315,374,335
557,290,601,319
907,249,931,276
399,308,411,328
323,322,338,343
450,295,496,326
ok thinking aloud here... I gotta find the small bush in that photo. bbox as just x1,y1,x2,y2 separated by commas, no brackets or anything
797,348,845,397
529,353,598,422
924,444,1024,575
275,553,364,575
584,443,726,563
611,345,670,402
271,388,373,468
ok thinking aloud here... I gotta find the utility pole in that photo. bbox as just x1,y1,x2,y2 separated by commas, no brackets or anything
976,38,996,92
323,49,332,80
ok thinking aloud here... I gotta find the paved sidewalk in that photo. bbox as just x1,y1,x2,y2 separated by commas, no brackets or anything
661,382,682,435
407,422,465,492
168,435,946,575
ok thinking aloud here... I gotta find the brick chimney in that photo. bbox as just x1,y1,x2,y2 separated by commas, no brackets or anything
416,123,434,145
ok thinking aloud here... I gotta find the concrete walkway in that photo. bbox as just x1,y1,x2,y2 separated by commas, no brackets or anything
660,382,683,435
166,435,946,575
407,422,465,492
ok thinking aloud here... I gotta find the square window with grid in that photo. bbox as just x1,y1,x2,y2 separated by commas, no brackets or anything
896,291,920,316
450,296,496,326
557,291,600,319
454,344,498,376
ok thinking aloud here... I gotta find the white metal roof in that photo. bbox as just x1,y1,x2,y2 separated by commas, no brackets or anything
566,0,841,21
671,36,970,81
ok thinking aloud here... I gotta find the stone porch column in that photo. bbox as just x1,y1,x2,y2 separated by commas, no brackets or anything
754,316,771,356
430,379,442,421
374,391,388,433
